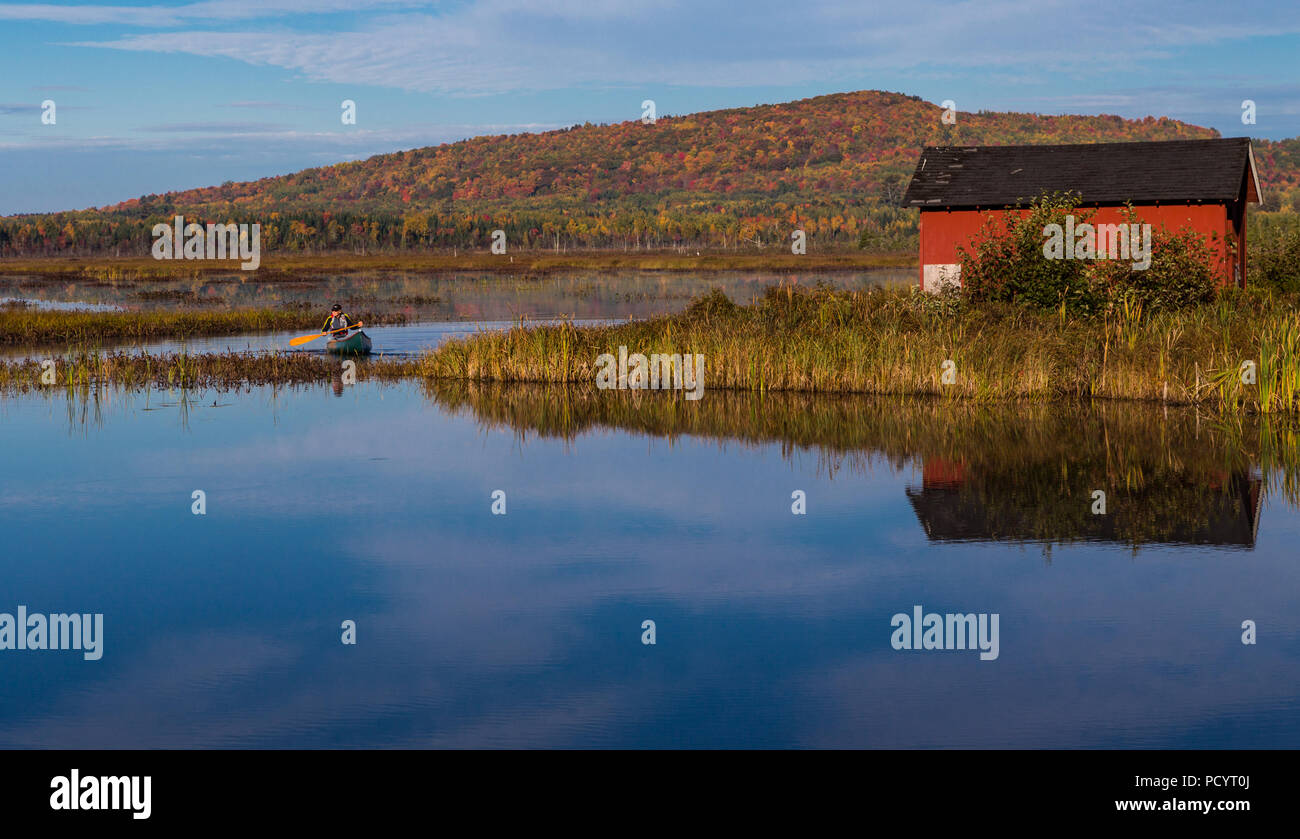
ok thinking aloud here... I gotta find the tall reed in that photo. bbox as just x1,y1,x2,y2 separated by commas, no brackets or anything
418,285,1300,412
0,306,318,346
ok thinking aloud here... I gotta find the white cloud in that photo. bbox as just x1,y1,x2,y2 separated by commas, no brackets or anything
53,1,1300,95
0,121,562,151
0,1,430,27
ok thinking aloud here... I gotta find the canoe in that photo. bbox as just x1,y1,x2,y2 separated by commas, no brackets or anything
326,330,372,355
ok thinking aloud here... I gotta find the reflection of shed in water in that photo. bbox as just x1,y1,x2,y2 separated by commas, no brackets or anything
906,458,1263,548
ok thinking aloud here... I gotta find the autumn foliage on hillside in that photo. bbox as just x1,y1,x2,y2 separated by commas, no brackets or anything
2,89,1291,258
1253,136,1300,204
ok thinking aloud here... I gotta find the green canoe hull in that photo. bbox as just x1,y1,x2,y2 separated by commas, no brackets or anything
326,331,372,355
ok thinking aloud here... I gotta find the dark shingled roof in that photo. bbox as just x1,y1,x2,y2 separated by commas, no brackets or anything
903,138,1261,209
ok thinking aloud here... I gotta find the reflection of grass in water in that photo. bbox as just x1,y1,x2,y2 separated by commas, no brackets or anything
17,369,1300,545
51,384,245,437
419,285,1300,413
423,380,1300,544
422,379,1293,476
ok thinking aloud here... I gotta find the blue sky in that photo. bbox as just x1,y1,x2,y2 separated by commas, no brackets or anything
1,0,1298,215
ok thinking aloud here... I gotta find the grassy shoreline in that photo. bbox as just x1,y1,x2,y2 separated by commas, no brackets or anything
0,250,915,280
0,305,409,346
6,285,1300,414
417,285,1300,412
0,351,418,391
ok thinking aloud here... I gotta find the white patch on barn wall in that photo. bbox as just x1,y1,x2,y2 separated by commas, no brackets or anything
923,264,962,292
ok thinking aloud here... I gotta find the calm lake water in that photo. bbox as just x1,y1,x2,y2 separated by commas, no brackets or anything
2,268,914,360
1,268,914,317
2,383,1297,748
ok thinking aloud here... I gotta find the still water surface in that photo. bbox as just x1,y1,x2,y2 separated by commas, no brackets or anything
2,384,1296,747
1,268,913,317
2,269,913,360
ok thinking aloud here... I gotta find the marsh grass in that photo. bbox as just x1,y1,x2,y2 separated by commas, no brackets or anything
0,304,410,347
0,306,318,346
419,285,1300,412
9,284,1300,416
0,351,417,391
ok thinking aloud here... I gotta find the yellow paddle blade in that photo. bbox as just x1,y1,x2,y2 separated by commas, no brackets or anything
288,332,326,347
287,321,363,348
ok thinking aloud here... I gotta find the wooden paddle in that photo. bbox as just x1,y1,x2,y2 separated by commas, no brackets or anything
289,321,364,347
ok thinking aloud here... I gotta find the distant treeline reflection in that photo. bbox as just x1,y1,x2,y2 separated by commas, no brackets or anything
426,381,1300,549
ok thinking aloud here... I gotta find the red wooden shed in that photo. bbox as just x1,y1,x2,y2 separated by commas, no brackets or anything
902,138,1262,291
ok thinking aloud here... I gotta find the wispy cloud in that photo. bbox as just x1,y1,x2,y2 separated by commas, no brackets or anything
0,1,428,28
222,100,310,111
0,102,92,116
60,1,1300,95
140,120,294,133
1016,82,1300,120
0,122,564,152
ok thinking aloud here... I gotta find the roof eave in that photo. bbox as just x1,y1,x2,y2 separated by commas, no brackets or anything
914,196,1243,211
1246,141,1263,204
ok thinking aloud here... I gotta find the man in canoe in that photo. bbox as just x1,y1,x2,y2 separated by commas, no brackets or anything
322,303,358,339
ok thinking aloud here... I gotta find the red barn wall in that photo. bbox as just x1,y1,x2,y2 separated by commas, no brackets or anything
918,204,1240,291
922,457,966,490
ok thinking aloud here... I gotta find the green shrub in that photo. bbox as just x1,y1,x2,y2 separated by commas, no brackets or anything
1087,208,1218,311
959,193,1102,311
959,193,1219,314
1249,212,1300,293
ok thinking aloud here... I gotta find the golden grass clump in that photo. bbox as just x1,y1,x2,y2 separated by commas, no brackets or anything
418,285,1300,412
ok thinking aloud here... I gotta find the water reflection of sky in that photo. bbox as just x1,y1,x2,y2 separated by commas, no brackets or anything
1,383,1296,748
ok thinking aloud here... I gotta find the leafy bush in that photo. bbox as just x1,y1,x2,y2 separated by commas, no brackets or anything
959,193,1218,314
959,193,1097,310
1249,212,1300,293
1086,208,1218,311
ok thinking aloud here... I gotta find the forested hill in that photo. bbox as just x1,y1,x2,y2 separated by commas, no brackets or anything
5,90,1299,257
